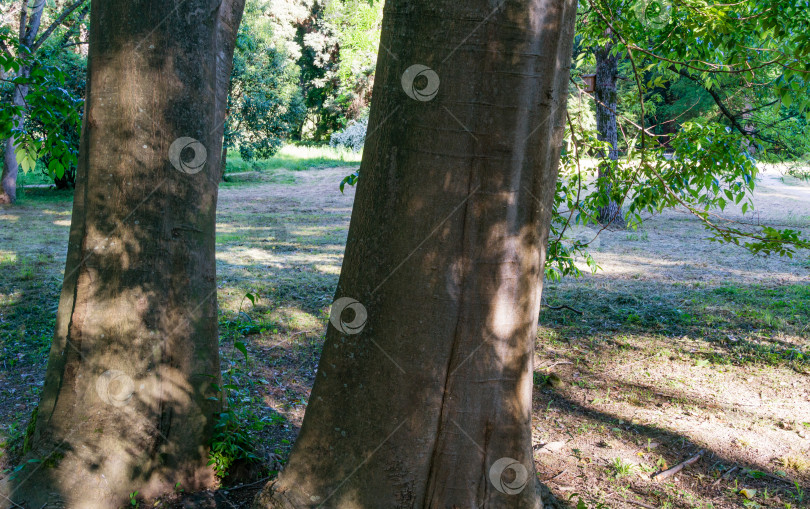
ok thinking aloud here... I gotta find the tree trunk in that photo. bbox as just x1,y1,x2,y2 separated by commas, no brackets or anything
0,78,29,204
254,0,577,507
594,40,625,227
0,0,45,204
0,0,244,507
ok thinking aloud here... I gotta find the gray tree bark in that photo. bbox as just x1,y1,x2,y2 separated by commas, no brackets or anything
0,0,245,507
595,40,625,227
254,0,577,507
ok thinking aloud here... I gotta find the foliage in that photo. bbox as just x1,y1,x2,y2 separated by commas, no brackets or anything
206,293,287,480
287,0,383,139
330,116,367,152
324,0,382,91
558,0,810,269
207,335,266,479
0,32,83,185
224,1,306,162
783,165,810,181
28,39,86,188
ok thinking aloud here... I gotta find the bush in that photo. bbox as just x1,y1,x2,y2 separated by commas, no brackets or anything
330,117,367,152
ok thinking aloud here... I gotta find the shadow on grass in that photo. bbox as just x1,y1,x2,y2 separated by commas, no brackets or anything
541,280,810,371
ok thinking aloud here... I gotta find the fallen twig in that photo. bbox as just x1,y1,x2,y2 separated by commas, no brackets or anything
652,450,704,481
539,361,574,371
711,466,738,486
228,476,271,490
541,298,584,315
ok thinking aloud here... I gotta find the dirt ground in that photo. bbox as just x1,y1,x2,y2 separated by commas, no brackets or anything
0,164,808,508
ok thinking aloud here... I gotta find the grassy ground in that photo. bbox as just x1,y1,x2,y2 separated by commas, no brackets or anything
0,152,808,508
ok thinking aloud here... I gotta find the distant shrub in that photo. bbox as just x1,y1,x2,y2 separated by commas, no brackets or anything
330,117,368,152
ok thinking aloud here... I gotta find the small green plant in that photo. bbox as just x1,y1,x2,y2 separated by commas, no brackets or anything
609,457,634,478
569,493,609,509
129,491,139,508
533,372,551,386
792,481,805,504
208,293,274,479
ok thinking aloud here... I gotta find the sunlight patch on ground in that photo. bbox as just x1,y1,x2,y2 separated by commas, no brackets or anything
217,246,343,268
314,263,341,275
269,306,324,333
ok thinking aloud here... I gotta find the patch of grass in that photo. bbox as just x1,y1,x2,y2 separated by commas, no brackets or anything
624,231,649,242
540,281,810,368
224,144,361,174
221,169,298,187
13,186,74,204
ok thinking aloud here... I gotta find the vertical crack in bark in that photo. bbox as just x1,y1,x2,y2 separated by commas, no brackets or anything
423,189,474,508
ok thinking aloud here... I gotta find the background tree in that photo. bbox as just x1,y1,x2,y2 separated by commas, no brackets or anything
0,0,245,506
254,0,577,506
0,0,87,203
593,29,625,226
222,0,306,169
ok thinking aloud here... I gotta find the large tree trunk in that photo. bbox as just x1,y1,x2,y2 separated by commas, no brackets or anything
254,0,577,507
594,40,625,227
0,0,244,507
0,0,45,204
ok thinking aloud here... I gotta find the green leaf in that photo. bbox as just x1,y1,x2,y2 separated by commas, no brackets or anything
234,341,248,361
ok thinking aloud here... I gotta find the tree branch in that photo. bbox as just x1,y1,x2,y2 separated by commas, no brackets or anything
0,38,12,58
670,66,748,136
32,0,88,52
56,2,89,49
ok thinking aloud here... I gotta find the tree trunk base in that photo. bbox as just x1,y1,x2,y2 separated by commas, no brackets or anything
0,438,217,509
598,201,626,229
252,478,564,509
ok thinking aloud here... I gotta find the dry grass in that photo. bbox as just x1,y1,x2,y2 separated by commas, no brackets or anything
780,454,810,473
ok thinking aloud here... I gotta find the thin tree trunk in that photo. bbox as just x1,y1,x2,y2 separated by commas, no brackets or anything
0,0,244,507
0,0,45,204
0,79,28,203
254,0,577,507
595,40,625,227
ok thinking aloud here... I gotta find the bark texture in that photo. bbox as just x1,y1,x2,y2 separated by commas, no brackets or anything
0,0,45,204
594,40,625,227
0,0,244,507
254,0,577,507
